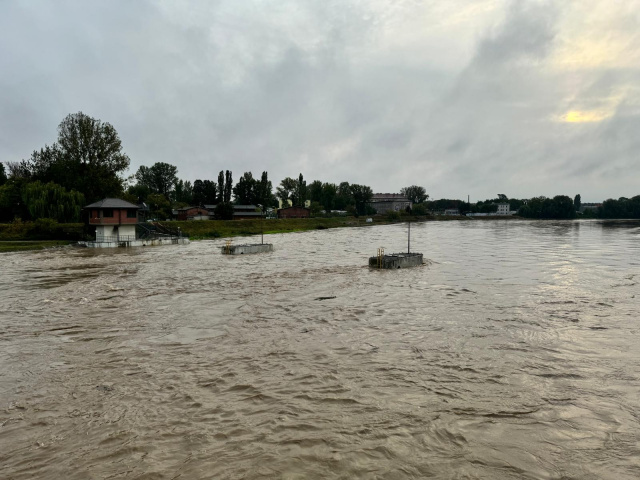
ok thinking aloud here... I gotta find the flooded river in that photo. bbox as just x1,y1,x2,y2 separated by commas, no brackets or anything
1,220,639,479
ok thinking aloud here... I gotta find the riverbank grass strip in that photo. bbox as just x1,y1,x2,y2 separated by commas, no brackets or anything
0,241,72,253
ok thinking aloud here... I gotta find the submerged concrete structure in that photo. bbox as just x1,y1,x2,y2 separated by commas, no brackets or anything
81,237,190,248
221,243,273,255
369,252,424,269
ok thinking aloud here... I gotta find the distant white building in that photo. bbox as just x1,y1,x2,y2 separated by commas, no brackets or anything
496,203,510,215
367,193,412,214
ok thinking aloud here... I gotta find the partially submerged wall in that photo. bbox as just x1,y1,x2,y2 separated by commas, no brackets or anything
369,252,423,269
79,238,190,248
221,243,274,255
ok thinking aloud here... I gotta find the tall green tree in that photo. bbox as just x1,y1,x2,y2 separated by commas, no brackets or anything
335,182,353,210
213,170,233,218
277,177,297,205
146,193,172,220
127,183,151,203
0,163,6,186
350,184,373,215
599,198,632,218
5,160,32,179
308,180,323,203
400,185,428,204
517,195,577,219
254,171,274,208
224,170,233,203
0,178,29,221
192,179,216,205
217,171,224,202
25,145,61,182
292,173,307,206
12,113,130,203
203,180,216,204
574,194,581,211
134,162,178,197
321,183,338,211
173,179,193,204
21,181,85,223
233,172,257,204
54,112,130,202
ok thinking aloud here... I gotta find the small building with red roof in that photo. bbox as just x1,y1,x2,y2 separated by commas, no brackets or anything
85,198,140,243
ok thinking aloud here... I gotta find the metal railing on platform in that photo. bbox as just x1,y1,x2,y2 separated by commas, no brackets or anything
94,235,137,243
137,222,183,240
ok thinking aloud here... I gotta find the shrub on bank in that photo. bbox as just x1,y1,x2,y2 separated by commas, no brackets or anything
0,219,84,241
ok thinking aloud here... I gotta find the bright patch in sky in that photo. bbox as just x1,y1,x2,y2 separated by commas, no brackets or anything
561,110,611,123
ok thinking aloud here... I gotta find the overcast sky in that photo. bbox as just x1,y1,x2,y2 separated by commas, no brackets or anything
1,0,638,202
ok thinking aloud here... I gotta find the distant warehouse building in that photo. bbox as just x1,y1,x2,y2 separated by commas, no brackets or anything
233,205,263,220
176,206,209,221
200,204,263,220
367,193,412,214
580,203,601,213
277,206,310,219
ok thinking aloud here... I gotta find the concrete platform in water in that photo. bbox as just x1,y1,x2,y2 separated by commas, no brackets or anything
78,237,190,248
221,243,273,255
369,252,423,269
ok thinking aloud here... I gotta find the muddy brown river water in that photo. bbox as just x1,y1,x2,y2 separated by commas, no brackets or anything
1,220,639,479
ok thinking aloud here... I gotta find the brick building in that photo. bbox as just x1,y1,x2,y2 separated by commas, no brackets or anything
277,206,310,219
85,198,139,242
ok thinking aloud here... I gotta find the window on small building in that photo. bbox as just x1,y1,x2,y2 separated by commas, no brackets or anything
103,209,113,217
127,210,137,218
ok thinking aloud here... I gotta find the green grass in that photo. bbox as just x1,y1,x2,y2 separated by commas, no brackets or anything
0,240,72,253
0,214,515,250
161,217,391,240
0,221,84,241
158,215,497,240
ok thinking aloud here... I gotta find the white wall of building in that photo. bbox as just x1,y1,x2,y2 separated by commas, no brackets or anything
96,225,136,240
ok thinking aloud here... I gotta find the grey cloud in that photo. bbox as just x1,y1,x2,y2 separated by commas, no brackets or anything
0,0,638,202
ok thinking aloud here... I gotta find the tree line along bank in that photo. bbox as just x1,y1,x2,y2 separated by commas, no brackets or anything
0,112,637,224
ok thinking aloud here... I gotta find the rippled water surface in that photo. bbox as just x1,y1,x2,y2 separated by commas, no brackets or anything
1,220,639,479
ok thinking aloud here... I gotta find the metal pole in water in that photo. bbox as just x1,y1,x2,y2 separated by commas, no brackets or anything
258,204,264,244
406,205,412,254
